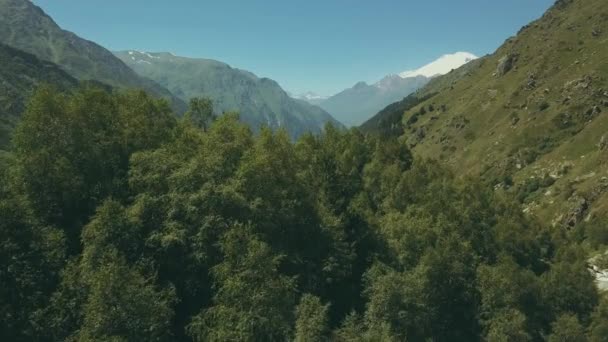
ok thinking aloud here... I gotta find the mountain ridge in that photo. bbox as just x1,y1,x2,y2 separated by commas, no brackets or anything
115,50,341,138
0,0,186,113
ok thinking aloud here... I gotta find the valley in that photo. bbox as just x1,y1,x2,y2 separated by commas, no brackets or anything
1,0,607,341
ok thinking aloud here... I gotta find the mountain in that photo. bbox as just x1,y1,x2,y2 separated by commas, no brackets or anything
399,51,478,78
292,91,329,105
315,52,477,127
317,75,430,127
115,51,341,138
0,43,78,148
0,0,186,113
363,0,608,226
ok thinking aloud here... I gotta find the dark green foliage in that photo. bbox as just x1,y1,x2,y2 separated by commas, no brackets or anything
477,257,541,337
332,312,365,342
589,298,608,342
188,225,297,342
294,294,330,342
547,314,587,342
485,309,532,342
12,86,175,251
0,84,604,341
0,195,65,341
584,217,608,248
540,260,599,324
185,97,215,131
360,92,436,136
77,252,176,342
516,174,556,203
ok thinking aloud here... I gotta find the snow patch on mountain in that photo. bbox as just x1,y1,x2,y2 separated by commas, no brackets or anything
399,52,478,78
293,91,330,101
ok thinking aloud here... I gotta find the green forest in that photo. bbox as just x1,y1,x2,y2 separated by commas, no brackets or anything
1,85,607,341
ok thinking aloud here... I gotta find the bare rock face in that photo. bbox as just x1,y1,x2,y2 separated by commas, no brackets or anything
588,252,608,292
407,126,426,147
496,54,515,76
563,196,588,228
599,134,607,151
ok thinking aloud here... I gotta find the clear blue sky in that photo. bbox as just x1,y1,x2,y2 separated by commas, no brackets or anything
33,0,554,96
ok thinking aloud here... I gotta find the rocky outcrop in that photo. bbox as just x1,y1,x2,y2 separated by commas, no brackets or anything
599,134,607,151
496,54,515,76
588,252,608,292
562,196,588,228
407,127,426,147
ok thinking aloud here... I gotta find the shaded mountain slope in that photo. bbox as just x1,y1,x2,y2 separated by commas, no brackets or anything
0,43,77,148
0,0,185,113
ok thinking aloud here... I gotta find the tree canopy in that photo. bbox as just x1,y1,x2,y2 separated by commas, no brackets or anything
1,85,606,341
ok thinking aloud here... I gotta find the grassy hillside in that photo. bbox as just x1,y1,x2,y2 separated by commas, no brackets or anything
0,0,185,113
0,43,77,148
363,0,608,226
115,51,341,138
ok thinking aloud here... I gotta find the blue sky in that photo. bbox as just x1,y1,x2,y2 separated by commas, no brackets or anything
33,0,554,96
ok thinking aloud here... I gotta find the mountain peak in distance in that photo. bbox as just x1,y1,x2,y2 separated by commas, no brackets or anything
399,51,478,78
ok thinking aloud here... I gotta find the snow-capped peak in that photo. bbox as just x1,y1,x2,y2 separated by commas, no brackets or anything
399,52,478,79
294,91,329,101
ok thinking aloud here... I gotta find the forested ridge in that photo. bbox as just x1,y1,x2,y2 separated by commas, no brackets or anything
1,85,607,341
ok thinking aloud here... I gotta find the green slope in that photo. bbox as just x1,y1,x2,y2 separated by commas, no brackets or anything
114,51,341,138
363,0,608,225
0,0,185,113
0,43,77,148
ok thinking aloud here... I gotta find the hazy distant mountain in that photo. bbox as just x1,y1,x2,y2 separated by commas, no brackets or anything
311,52,478,127
0,0,186,113
115,51,341,138
292,92,329,106
317,75,430,127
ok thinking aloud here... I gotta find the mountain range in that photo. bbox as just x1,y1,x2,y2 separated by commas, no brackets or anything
298,52,477,127
362,0,608,227
0,0,340,139
114,51,341,138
